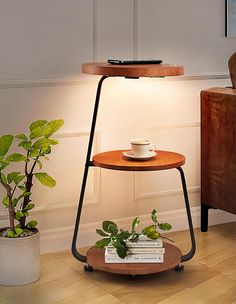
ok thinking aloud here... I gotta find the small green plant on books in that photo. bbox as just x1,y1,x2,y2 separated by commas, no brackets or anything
0,119,64,238
95,209,172,259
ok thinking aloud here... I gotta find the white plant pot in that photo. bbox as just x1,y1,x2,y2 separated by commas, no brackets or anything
0,229,40,286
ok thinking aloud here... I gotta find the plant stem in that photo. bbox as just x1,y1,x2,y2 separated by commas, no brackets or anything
0,175,15,231
19,174,33,228
20,153,40,227
8,197,15,232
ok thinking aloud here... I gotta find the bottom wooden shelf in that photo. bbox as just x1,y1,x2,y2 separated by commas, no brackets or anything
86,242,181,275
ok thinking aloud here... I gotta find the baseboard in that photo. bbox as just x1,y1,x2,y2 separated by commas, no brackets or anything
40,206,236,254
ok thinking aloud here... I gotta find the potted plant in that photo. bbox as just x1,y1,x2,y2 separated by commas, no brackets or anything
0,119,64,286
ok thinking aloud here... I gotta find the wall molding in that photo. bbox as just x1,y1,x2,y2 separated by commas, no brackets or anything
92,0,98,62
133,0,139,59
40,206,236,254
135,185,200,201
0,73,230,90
134,122,200,201
135,121,200,132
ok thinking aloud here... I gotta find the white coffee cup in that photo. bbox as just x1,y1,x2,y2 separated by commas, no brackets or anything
130,138,156,157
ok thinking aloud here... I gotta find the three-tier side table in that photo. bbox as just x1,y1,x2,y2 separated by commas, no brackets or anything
72,62,196,275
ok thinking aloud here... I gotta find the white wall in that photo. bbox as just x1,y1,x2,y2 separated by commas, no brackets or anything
0,0,235,253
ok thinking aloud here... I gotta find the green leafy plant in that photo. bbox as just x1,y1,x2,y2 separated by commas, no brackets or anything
0,119,64,238
95,209,172,258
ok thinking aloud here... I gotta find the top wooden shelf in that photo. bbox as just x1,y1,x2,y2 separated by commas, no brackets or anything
82,62,184,78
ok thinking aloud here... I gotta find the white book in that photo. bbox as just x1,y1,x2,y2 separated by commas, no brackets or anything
106,247,165,254
125,239,163,248
105,251,164,264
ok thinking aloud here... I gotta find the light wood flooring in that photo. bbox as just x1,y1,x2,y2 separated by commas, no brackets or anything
0,222,236,304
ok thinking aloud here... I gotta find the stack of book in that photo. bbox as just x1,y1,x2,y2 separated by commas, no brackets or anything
105,236,165,263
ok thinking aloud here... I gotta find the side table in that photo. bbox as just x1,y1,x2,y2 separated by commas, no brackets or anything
72,62,196,275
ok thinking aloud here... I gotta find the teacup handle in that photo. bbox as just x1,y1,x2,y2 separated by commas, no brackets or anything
149,144,156,152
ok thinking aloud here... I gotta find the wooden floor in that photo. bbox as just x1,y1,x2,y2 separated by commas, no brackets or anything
1,222,236,304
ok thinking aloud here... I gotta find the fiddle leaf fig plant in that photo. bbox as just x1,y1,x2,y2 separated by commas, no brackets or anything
95,209,172,258
0,119,64,238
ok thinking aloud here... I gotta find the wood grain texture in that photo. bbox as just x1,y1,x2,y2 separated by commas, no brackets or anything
92,150,185,171
201,87,236,214
1,223,235,304
86,243,181,275
228,52,236,88
82,62,184,77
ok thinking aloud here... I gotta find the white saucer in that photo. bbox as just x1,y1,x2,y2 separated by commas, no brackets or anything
122,151,157,160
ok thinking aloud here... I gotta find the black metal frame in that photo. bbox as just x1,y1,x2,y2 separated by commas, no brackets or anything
71,75,196,265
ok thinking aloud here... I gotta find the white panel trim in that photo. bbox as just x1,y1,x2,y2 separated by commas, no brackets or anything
135,185,200,201
0,130,101,219
40,207,236,253
135,121,200,132
0,73,230,90
133,0,139,59
134,122,200,201
93,0,98,62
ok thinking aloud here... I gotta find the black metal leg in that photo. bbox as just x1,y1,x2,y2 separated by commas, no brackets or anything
201,202,211,232
71,75,108,262
176,167,196,262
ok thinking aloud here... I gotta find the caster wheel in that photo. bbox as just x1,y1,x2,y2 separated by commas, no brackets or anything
174,264,184,272
128,274,136,279
84,264,94,272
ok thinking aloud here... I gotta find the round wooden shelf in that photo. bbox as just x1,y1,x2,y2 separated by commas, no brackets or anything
82,62,184,77
86,243,182,275
92,150,185,171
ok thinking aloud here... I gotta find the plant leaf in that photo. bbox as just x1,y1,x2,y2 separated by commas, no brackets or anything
0,135,14,156
131,217,140,232
6,153,26,162
15,134,27,140
18,140,32,150
12,198,18,207
48,138,59,145
30,124,52,140
0,160,10,170
36,160,42,170
7,230,15,238
45,119,64,138
14,175,25,185
15,211,24,221
32,138,51,150
30,120,47,131
26,220,38,228
0,172,7,184
28,149,40,157
107,223,118,235
7,172,21,184
18,192,31,201
111,240,128,259
96,229,109,237
146,231,160,240
23,203,35,211
102,220,117,233
117,230,131,241
15,228,23,236
142,225,156,236
41,146,51,155
95,238,111,248
34,172,56,187
18,185,27,192
2,196,10,207
151,209,158,223
158,223,172,231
